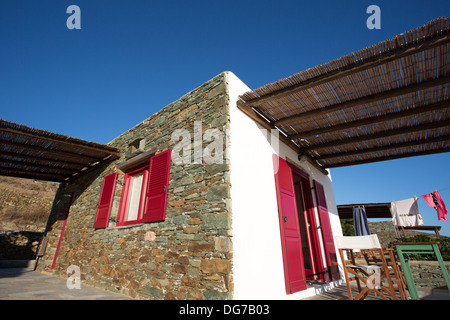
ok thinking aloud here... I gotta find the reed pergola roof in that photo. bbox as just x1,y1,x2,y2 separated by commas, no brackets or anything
0,119,119,182
237,17,450,172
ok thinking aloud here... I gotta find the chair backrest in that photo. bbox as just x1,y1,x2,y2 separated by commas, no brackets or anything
335,234,382,250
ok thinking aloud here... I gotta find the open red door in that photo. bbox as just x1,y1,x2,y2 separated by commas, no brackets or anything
313,180,340,281
273,155,307,293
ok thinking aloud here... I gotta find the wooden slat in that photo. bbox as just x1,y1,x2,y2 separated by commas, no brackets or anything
0,126,119,158
0,119,119,154
323,146,450,168
236,18,450,169
0,119,120,181
0,151,86,169
0,158,78,175
0,161,76,176
65,154,116,182
236,103,329,175
0,138,102,163
315,134,450,161
0,168,67,182
273,75,450,127
241,32,450,107
289,99,450,140
303,118,450,151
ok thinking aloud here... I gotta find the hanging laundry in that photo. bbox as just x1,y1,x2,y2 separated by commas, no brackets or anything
422,193,436,209
391,198,424,227
353,206,371,236
422,191,448,221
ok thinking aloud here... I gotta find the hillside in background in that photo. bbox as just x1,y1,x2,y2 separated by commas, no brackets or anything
0,176,58,232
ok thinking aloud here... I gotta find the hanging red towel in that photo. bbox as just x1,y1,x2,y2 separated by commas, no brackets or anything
434,191,448,221
422,191,448,221
422,193,437,208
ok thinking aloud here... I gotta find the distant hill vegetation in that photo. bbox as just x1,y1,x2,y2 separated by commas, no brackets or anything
0,176,58,232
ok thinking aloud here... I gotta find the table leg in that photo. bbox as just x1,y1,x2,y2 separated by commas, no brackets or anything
431,244,450,291
396,248,419,300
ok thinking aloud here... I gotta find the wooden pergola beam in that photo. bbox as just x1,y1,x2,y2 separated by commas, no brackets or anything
64,154,115,182
0,168,67,182
0,119,120,182
324,146,450,168
236,102,300,152
289,99,450,140
0,151,86,170
0,138,102,163
242,32,450,108
273,75,450,127
0,122,119,157
236,102,329,175
303,118,450,151
315,134,450,161
236,19,450,169
0,158,78,175
0,161,76,176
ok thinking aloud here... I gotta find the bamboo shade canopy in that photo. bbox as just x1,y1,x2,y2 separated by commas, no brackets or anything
0,119,119,182
238,17,450,170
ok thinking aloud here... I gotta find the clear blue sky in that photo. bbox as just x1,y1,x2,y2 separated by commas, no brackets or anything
1,1,449,235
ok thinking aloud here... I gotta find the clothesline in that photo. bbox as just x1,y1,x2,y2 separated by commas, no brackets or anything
437,186,450,192
350,188,448,237
391,190,448,227
418,185,450,195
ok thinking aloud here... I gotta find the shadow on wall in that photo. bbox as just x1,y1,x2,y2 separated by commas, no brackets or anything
44,163,109,234
0,231,44,260
37,163,110,271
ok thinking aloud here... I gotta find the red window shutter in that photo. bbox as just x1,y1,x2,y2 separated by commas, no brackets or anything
94,172,118,229
273,154,307,294
116,173,129,226
142,149,172,222
313,180,340,281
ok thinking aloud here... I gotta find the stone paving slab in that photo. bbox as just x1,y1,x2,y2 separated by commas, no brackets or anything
0,268,134,300
2,267,448,300
303,283,450,300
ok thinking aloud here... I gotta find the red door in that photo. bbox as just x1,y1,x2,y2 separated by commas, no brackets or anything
273,155,307,293
290,168,325,281
313,180,340,281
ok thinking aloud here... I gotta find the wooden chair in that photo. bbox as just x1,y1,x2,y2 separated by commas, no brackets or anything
362,247,408,300
335,235,400,300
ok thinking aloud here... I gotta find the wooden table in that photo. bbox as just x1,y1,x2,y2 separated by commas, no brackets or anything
398,226,442,238
393,242,450,300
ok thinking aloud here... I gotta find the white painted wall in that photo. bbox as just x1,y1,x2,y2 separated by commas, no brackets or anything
226,71,344,300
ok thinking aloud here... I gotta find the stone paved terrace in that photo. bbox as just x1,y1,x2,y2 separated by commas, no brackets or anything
303,283,450,300
1,266,449,300
0,267,133,300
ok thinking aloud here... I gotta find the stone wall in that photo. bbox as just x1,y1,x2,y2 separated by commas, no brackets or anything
0,231,44,260
367,220,450,289
410,261,450,289
367,220,398,248
37,73,233,300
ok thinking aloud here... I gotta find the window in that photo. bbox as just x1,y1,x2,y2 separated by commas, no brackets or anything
94,149,172,228
119,166,148,225
117,149,172,226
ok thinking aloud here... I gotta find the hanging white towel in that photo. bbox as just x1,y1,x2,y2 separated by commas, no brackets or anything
391,198,424,227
